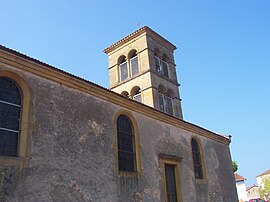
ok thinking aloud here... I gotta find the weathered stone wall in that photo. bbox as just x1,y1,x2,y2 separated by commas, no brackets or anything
0,68,237,201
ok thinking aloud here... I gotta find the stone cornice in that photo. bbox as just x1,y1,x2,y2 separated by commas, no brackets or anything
0,45,230,145
103,26,177,54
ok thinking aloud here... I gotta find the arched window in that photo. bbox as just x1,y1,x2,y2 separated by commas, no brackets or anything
154,51,169,78
161,55,169,78
155,54,161,73
117,115,137,172
131,86,141,103
118,50,140,83
118,56,128,82
158,86,174,116
0,77,22,157
121,91,129,98
191,138,204,179
129,50,139,77
166,89,174,115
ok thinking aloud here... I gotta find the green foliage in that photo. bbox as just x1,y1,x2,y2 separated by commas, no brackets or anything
232,161,238,173
259,176,270,200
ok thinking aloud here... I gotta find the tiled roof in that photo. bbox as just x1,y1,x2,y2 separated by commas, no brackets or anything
103,26,176,54
234,173,247,182
256,169,270,177
246,184,258,191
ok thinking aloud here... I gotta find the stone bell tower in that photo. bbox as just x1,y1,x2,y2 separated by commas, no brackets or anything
104,26,183,119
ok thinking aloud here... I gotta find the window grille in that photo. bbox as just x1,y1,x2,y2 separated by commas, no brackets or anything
191,138,204,179
155,56,161,73
119,61,128,81
133,93,141,103
165,164,178,202
155,56,169,78
130,56,139,77
159,93,174,115
117,115,137,172
166,97,173,115
0,77,21,156
162,60,169,77
159,93,166,112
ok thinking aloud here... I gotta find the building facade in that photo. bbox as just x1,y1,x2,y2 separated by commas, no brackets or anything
0,27,237,201
246,185,260,201
256,169,270,201
234,173,248,202
104,27,183,119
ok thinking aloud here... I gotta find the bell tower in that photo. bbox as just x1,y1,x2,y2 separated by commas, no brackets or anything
104,26,183,119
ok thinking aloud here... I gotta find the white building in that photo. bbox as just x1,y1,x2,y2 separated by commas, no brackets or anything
235,173,248,202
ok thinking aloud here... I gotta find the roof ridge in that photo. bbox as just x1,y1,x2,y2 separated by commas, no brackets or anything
103,26,176,54
256,168,270,177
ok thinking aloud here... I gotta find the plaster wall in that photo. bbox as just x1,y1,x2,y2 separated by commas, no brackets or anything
0,66,237,202
236,181,248,202
257,173,270,189
247,187,260,200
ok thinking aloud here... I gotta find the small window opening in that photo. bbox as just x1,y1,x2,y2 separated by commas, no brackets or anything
119,56,128,82
154,53,169,78
121,91,129,98
131,86,142,103
158,86,174,115
129,50,139,77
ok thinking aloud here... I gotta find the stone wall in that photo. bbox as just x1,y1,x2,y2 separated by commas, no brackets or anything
0,67,237,201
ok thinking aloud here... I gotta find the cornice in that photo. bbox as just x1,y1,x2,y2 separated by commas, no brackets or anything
0,46,230,145
104,26,177,54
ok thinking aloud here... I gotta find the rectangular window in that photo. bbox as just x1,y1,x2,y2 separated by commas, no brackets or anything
130,56,139,77
165,164,178,202
161,156,181,202
119,62,128,81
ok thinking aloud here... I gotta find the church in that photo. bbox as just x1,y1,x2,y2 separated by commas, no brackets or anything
0,26,237,201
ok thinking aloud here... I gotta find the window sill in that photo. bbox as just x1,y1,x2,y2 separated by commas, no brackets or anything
195,178,208,184
118,171,141,177
0,155,25,167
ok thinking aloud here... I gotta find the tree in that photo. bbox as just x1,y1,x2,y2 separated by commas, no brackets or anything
232,161,238,173
259,176,270,201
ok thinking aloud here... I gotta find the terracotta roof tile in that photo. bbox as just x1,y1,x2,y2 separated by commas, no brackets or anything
234,173,247,182
256,169,270,177
246,184,258,191
103,26,176,54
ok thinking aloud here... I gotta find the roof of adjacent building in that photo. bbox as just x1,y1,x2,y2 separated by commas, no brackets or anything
256,169,270,177
246,184,258,191
103,26,177,54
234,173,247,182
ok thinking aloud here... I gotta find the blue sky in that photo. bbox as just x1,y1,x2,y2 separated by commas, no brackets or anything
1,0,269,186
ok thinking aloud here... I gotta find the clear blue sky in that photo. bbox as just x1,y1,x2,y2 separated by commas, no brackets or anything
1,0,269,186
